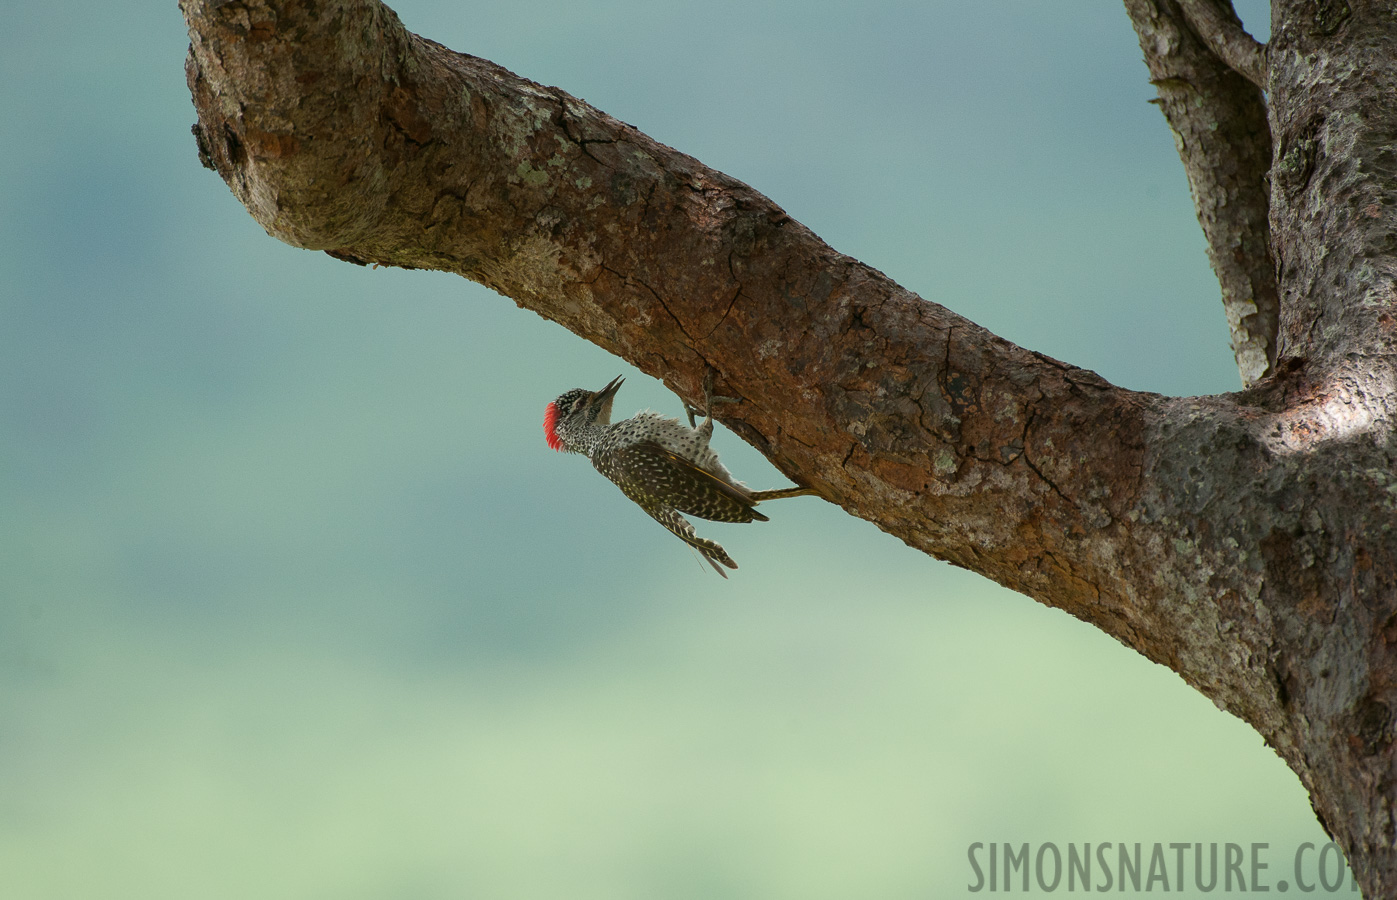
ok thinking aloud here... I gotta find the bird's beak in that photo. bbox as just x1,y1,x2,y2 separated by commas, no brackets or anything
596,375,625,399
593,375,624,423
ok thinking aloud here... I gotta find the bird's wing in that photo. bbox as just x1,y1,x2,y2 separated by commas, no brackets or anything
604,441,768,523
637,502,738,577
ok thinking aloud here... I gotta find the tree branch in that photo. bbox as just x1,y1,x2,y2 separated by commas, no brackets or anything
1124,0,1279,386
180,0,1397,893
1178,0,1269,88
179,0,1262,697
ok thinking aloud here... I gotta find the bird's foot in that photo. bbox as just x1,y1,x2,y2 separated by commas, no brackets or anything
685,370,739,428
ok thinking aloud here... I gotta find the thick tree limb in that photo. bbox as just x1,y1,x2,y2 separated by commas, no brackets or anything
1268,0,1395,371
181,0,1397,893
1178,0,1269,87
1125,0,1279,386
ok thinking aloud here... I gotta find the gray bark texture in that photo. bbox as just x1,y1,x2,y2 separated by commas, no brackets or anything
1127,0,1279,385
179,0,1397,893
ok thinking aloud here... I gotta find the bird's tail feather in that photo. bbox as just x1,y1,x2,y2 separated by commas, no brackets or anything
749,486,820,503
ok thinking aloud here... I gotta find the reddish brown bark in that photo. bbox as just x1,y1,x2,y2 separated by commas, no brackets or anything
180,0,1397,893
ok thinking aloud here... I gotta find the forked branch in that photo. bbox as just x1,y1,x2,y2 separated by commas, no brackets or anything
1178,0,1268,88
1124,0,1278,386
179,0,1397,893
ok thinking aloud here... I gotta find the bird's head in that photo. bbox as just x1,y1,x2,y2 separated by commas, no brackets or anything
544,375,624,452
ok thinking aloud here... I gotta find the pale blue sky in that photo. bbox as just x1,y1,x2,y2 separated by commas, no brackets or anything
2,2,1344,898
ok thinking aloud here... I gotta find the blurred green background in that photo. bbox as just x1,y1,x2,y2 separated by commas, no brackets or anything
2,1,1346,897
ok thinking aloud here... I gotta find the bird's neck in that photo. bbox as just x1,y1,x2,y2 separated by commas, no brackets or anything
563,421,612,458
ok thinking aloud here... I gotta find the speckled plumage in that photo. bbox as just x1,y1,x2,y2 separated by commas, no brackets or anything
544,376,814,576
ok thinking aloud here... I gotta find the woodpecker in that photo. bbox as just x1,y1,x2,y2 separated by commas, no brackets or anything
544,375,815,576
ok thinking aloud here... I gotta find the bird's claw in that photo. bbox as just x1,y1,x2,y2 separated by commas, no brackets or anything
685,370,738,427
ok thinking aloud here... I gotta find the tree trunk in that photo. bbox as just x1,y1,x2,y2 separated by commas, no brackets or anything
179,0,1397,893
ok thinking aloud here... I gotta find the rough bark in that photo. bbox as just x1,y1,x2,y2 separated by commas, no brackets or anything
180,0,1397,893
1178,0,1269,88
1126,0,1279,386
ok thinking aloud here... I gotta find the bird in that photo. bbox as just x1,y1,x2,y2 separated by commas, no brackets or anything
543,374,816,576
